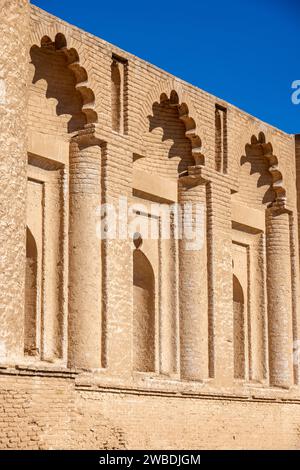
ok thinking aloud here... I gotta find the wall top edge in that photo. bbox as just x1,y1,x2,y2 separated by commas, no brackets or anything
29,4,293,139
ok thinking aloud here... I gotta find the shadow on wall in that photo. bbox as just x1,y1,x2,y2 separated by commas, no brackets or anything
133,249,155,373
148,95,194,176
30,42,86,133
233,274,245,380
240,136,275,205
111,60,121,133
24,227,38,357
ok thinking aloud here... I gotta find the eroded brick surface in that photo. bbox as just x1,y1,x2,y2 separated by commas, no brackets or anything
0,1,300,449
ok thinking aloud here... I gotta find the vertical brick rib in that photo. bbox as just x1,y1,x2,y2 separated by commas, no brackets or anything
179,180,209,381
266,207,293,388
68,140,102,369
207,180,233,383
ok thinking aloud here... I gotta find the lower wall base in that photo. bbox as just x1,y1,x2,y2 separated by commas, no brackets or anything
0,371,299,449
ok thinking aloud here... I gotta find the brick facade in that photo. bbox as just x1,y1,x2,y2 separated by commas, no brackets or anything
0,0,300,449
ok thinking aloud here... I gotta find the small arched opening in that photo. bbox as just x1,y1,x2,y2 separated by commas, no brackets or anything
133,249,155,372
24,227,38,356
233,274,245,379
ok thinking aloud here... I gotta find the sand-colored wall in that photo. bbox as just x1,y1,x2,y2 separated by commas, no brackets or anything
0,368,300,450
0,0,30,361
0,0,300,449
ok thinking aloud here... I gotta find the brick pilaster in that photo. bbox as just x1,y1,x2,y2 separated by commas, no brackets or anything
266,205,293,388
68,129,102,369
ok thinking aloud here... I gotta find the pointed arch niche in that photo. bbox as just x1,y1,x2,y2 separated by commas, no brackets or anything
133,248,156,373
24,227,38,356
232,274,246,379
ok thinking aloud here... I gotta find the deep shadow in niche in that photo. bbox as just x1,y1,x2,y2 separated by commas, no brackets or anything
30,43,86,133
148,94,195,176
25,227,38,356
233,274,245,379
133,249,155,372
111,60,122,132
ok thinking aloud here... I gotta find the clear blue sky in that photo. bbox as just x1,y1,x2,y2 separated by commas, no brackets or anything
31,0,299,134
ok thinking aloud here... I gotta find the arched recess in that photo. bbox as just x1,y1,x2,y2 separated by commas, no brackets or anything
30,33,98,133
133,249,156,372
236,131,286,207
164,90,204,166
24,227,38,356
233,274,245,379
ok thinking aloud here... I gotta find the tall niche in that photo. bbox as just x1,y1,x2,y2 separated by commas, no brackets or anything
233,274,245,379
25,155,65,361
24,228,38,356
133,248,156,372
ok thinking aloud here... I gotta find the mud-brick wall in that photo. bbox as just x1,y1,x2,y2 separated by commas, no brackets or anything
77,389,300,449
0,371,300,449
0,371,73,449
295,134,300,230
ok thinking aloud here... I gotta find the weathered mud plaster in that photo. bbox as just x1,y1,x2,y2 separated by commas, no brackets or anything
0,0,300,450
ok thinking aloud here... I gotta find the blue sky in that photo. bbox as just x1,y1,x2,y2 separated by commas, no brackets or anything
31,0,299,134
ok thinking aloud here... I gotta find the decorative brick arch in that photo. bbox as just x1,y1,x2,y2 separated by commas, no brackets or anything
140,80,205,165
35,33,98,127
244,131,286,206
234,124,287,207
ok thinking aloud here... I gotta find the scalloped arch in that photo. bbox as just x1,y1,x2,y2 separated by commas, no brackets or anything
244,131,286,206
140,80,205,165
39,33,98,126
